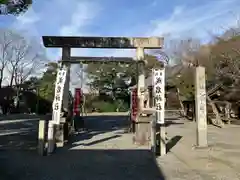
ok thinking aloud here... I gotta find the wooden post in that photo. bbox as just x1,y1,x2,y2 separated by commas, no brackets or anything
195,66,208,147
38,120,46,156
225,102,231,124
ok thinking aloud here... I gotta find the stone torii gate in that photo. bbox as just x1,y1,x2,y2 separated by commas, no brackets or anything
41,36,163,152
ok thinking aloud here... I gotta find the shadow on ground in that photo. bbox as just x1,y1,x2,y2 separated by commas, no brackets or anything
0,115,129,150
166,135,182,152
165,120,184,127
0,122,39,150
69,115,130,148
0,149,165,180
155,135,183,156
0,114,52,150
83,115,130,132
0,114,167,179
0,115,166,180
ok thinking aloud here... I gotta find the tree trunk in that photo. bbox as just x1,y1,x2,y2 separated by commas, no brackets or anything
176,88,185,116
9,73,14,87
0,69,3,88
206,95,224,128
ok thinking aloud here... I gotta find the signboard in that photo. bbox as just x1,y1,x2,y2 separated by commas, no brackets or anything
52,68,67,124
152,68,165,124
130,88,138,122
42,36,163,49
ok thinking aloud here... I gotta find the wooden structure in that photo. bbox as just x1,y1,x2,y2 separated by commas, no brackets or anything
207,83,240,124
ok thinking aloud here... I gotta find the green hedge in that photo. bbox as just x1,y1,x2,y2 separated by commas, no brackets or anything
91,100,129,112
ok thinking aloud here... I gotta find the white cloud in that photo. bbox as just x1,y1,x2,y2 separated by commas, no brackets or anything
50,1,101,59
13,7,40,29
59,2,101,36
59,1,101,92
6,0,240,91
148,0,240,40
10,6,41,40
100,0,240,64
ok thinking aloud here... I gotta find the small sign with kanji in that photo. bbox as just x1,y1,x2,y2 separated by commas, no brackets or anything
152,68,165,124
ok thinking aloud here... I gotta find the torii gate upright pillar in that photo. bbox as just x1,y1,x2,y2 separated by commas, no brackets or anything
62,47,71,115
133,47,151,145
136,47,145,110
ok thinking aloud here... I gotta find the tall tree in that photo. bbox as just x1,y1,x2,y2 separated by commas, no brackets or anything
38,62,58,102
86,55,163,98
0,29,46,87
0,29,13,87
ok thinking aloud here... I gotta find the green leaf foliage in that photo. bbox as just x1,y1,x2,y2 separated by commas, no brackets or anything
38,62,58,102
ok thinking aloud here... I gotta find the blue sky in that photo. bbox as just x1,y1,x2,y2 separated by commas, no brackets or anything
0,0,240,91
1,0,240,60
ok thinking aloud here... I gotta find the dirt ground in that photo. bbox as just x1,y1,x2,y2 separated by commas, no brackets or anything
157,118,240,180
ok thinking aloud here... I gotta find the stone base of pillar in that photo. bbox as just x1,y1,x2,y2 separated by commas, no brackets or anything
55,123,65,147
47,121,56,155
196,128,208,148
133,116,151,146
54,121,72,148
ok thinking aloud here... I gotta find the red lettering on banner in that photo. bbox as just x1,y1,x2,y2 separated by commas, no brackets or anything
131,88,138,122
74,88,82,115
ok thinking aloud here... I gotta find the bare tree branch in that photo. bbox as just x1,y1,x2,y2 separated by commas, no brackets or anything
0,29,48,89
0,29,16,87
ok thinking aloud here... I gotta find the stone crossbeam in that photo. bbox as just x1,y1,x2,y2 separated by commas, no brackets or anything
42,36,163,49
59,56,137,64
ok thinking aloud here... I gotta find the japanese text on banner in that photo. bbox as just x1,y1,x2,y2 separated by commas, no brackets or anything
152,68,165,124
52,68,67,124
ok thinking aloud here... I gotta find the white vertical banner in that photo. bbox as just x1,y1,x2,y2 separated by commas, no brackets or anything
152,68,165,124
52,68,67,124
